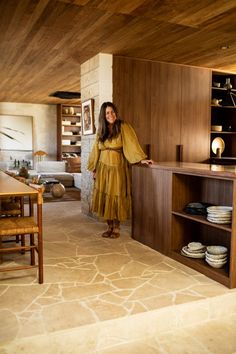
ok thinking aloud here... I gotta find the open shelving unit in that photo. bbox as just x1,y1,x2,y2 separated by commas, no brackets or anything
210,71,236,165
57,104,81,172
132,163,236,288
170,172,235,288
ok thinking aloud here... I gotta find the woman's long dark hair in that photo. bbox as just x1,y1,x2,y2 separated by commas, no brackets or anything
98,102,122,142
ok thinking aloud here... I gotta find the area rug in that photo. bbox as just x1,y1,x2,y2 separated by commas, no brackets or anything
43,187,81,203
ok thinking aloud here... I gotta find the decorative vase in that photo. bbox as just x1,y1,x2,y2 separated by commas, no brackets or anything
223,78,232,90
51,183,65,198
18,166,29,179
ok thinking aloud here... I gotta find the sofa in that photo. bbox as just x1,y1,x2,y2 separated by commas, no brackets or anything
0,160,81,189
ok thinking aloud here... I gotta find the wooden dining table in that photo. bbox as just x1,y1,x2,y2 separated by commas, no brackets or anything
0,170,43,282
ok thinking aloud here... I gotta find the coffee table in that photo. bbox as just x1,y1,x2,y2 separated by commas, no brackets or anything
40,178,59,193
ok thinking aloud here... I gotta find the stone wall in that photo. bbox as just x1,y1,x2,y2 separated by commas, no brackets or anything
80,53,112,215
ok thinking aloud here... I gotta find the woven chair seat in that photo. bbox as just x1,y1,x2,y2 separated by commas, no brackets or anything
1,209,21,216
0,217,39,236
1,198,21,216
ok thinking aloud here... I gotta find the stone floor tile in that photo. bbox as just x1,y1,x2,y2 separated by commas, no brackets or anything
0,200,236,352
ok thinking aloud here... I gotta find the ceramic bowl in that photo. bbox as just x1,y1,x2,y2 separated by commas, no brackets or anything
205,255,227,263
205,251,227,260
205,258,227,268
188,242,204,251
206,245,228,255
211,125,222,132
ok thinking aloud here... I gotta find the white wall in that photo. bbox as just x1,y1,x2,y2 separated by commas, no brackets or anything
0,102,57,168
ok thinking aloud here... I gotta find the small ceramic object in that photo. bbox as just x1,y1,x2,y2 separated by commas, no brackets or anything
211,137,225,155
211,125,222,132
223,78,232,90
213,82,221,88
51,183,65,198
206,245,228,255
188,242,204,251
211,98,222,106
69,107,75,115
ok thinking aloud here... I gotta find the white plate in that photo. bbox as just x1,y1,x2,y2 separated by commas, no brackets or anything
181,247,205,258
207,217,231,224
207,214,232,219
207,217,231,222
207,206,232,212
206,246,227,255
207,211,232,215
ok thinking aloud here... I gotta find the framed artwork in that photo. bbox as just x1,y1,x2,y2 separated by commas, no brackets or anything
82,99,95,135
0,114,33,151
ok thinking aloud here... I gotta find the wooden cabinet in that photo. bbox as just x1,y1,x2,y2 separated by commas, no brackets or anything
210,71,236,165
57,104,81,172
150,63,211,163
113,57,211,163
132,163,236,288
171,172,235,288
132,166,172,254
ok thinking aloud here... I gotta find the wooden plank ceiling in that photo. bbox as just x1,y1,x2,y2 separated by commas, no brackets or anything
0,0,235,104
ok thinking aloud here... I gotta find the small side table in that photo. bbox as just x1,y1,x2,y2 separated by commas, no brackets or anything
40,178,65,198
40,178,59,193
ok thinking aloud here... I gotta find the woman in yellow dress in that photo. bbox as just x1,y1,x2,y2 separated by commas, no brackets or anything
87,102,153,238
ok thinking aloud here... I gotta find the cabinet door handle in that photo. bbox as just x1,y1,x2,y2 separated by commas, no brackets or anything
145,144,151,159
177,145,183,162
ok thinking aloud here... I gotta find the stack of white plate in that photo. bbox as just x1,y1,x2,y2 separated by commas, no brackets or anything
206,206,232,224
205,246,228,268
181,242,206,258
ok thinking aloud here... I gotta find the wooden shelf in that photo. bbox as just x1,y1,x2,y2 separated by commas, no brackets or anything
170,250,230,287
57,104,82,171
211,131,236,134
171,171,234,288
212,87,236,93
211,105,236,109
172,210,232,232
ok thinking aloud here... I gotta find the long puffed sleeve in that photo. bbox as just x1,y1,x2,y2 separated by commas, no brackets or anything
121,122,147,164
87,135,100,171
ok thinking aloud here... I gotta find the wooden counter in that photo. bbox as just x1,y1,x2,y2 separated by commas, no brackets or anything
132,162,236,288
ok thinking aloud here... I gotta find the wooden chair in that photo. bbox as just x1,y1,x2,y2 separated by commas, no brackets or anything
0,192,43,283
0,197,25,248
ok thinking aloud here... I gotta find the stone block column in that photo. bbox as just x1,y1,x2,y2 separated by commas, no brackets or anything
80,53,112,215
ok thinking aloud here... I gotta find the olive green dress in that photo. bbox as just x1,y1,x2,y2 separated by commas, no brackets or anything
87,122,147,221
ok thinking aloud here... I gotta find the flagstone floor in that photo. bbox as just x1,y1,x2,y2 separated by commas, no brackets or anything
1,201,236,353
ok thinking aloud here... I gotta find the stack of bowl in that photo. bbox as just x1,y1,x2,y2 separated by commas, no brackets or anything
181,242,206,258
205,246,228,268
206,206,232,224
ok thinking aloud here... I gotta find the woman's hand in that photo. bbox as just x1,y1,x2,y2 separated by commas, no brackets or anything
140,159,154,165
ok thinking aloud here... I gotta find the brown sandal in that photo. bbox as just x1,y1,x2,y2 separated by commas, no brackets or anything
102,229,113,238
110,228,120,238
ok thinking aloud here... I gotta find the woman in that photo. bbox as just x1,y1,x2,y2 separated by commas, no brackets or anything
87,102,153,238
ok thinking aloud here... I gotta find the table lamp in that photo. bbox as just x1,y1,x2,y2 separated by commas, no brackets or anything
34,150,47,162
